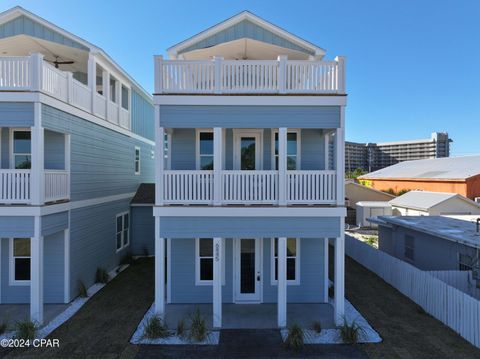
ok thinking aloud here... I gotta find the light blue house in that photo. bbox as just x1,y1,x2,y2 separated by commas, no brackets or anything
0,7,154,324
151,11,347,328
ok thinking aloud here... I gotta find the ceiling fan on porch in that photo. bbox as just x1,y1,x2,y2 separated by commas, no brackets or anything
47,55,75,69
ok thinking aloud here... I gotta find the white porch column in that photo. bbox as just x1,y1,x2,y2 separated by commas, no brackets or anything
213,127,223,205
29,53,43,92
31,102,44,205
277,55,288,94
213,56,223,94
213,237,222,328
155,107,165,206
334,217,345,325
87,53,96,113
30,216,44,324
103,71,110,119
335,108,345,206
277,237,287,327
155,216,165,317
324,238,329,303
278,127,287,206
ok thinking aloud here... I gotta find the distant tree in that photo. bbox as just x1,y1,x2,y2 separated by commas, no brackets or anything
346,168,367,180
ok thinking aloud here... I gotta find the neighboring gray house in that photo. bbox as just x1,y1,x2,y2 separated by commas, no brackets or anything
0,7,154,324
371,216,480,274
151,11,347,329
389,191,480,216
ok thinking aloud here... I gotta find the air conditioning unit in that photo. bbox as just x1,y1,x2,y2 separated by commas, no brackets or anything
475,197,480,204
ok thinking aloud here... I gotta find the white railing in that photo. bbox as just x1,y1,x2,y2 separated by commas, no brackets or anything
71,79,91,111
345,235,480,349
287,170,336,204
42,62,68,102
0,170,31,204
44,170,69,202
222,170,278,204
222,60,278,93
94,93,106,119
162,170,214,204
0,57,31,90
161,170,337,205
155,56,345,94
0,54,131,129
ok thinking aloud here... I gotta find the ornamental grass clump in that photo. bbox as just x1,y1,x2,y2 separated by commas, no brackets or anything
338,317,366,344
189,309,207,342
176,319,186,338
15,319,37,340
143,315,169,339
95,267,109,284
311,320,322,334
285,323,304,350
78,280,88,298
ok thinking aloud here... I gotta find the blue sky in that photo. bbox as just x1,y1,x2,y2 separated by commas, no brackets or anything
2,0,479,156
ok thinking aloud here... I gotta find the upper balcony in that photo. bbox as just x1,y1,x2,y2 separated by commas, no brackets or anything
154,56,345,95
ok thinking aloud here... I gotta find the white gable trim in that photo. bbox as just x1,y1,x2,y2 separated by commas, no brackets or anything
167,11,326,59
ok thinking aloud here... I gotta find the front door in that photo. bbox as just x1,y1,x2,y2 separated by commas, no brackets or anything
233,131,262,170
234,238,262,302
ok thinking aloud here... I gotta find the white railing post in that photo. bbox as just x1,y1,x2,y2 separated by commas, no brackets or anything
277,55,287,94
87,53,96,113
213,127,223,205
66,72,74,104
154,55,163,94
214,56,223,94
334,56,346,93
278,127,287,205
29,53,44,92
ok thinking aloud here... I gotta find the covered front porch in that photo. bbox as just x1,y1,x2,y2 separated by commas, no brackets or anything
163,303,335,330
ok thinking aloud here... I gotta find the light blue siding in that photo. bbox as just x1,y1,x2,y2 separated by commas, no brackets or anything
301,129,326,170
42,211,68,237
41,104,154,201
0,15,88,51
179,19,314,56
0,231,65,304
130,206,154,256
159,217,340,238
44,130,65,170
171,129,196,170
0,217,34,237
171,238,233,303
0,103,33,127
131,89,154,141
69,199,132,299
161,106,340,129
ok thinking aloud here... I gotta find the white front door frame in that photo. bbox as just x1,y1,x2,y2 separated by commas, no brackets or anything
233,129,263,170
233,238,263,303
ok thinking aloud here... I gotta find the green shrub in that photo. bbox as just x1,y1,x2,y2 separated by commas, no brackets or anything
383,188,396,195
95,268,109,284
15,319,37,340
189,309,207,342
397,189,410,196
285,323,304,350
365,236,378,247
78,280,88,298
176,319,186,338
311,321,322,334
338,317,365,344
0,321,7,335
143,315,169,339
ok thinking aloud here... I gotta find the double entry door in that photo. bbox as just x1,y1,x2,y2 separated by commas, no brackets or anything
233,238,262,303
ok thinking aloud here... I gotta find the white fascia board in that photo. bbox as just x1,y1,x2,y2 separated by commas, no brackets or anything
153,206,346,217
154,95,347,107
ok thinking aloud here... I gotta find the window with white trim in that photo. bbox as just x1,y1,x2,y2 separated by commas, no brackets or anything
272,238,300,285
12,130,31,169
121,85,129,110
197,131,214,170
195,238,225,285
135,146,141,175
10,238,31,284
404,235,414,261
273,130,300,170
116,212,130,251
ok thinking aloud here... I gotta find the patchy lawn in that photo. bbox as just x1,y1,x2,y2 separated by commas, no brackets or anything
342,252,480,358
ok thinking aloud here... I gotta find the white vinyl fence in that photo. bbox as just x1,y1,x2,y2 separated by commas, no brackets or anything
345,235,480,348
429,270,480,301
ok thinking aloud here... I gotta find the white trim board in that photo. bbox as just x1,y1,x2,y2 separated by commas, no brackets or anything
154,95,347,107
154,206,346,217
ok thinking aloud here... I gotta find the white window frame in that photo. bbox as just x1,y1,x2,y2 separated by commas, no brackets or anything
9,128,31,169
271,129,301,170
233,129,264,170
9,237,31,286
115,212,130,252
195,238,225,286
270,237,301,286
134,146,141,175
195,129,214,170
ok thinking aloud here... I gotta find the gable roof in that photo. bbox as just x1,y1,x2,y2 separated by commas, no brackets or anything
359,156,480,181
167,11,326,59
0,6,151,100
389,190,480,211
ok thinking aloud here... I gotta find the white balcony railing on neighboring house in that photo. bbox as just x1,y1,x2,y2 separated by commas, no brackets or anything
0,169,70,204
0,55,131,129
160,170,337,205
155,56,345,95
